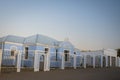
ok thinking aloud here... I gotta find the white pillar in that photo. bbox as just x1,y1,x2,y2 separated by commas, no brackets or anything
100,55,103,68
48,53,50,71
17,51,22,72
46,54,48,71
61,54,64,69
93,55,95,68
44,54,47,71
118,57,120,67
115,57,118,67
46,53,50,71
34,51,40,72
73,54,76,69
83,55,86,68
0,50,2,72
110,56,112,67
105,55,108,67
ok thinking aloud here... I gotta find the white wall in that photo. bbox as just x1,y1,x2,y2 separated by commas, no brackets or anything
104,49,117,57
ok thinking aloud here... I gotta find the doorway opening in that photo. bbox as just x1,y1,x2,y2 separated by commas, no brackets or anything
64,50,69,61
25,47,28,59
40,55,44,71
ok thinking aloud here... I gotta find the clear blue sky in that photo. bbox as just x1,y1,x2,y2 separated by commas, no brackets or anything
0,0,120,50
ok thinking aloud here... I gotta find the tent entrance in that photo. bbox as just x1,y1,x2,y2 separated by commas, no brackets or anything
40,55,44,71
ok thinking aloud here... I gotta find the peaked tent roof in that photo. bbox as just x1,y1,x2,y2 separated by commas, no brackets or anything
58,41,74,49
0,35,25,43
0,34,76,48
24,34,59,46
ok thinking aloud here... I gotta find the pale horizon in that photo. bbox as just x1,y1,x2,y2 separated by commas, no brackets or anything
0,0,120,50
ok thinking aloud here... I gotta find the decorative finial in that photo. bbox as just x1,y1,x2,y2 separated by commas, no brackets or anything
64,37,69,41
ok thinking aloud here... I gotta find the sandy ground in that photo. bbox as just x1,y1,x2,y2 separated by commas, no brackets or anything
0,68,120,80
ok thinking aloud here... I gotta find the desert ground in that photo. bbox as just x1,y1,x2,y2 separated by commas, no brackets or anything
0,68,120,80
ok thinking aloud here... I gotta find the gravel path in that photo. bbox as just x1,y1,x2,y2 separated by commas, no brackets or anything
0,68,120,80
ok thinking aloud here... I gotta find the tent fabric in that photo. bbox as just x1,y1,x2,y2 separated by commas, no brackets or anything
0,35,25,43
24,34,59,46
59,41,74,49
